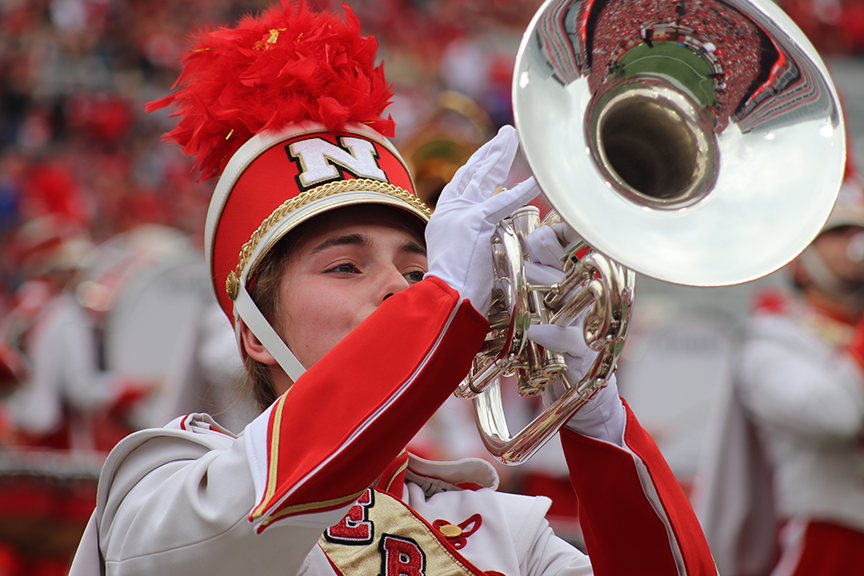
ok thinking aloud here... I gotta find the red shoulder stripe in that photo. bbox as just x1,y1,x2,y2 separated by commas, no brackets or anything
250,278,488,530
561,401,716,575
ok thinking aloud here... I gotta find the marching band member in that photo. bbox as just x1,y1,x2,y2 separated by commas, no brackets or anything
3,217,146,451
696,176,864,576
69,3,714,574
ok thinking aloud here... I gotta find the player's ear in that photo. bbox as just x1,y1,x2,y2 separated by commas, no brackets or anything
239,320,278,365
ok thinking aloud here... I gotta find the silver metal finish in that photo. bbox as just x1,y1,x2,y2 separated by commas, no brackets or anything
457,207,571,401
465,0,846,465
514,0,845,287
467,225,635,464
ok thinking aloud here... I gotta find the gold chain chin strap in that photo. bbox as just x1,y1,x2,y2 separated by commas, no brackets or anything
225,178,431,300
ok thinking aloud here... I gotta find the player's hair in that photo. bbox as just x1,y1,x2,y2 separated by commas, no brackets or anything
242,233,295,409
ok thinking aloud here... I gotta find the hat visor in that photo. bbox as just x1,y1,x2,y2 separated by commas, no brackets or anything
238,187,430,289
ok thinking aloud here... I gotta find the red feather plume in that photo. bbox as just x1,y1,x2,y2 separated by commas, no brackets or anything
146,1,396,181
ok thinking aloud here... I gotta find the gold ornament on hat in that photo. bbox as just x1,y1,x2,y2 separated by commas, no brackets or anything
226,178,430,300
254,28,286,50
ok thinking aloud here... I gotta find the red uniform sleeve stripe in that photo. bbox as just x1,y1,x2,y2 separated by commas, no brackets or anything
561,402,716,576
251,278,488,528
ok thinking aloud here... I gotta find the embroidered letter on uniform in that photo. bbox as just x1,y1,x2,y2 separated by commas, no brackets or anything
325,489,374,545
381,535,425,576
287,136,387,189
320,489,491,576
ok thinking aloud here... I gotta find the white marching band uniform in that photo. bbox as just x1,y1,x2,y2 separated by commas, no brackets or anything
69,278,715,576
741,308,864,532
7,292,127,450
697,175,864,575
697,297,864,575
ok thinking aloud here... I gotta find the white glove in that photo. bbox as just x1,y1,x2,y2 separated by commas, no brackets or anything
523,226,626,445
523,221,580,268
425,125,540,314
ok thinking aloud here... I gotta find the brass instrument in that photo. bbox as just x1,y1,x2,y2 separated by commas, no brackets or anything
459,0,847,464
402,91,494,207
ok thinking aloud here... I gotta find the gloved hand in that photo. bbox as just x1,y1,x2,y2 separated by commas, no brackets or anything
523,225,626,445
425,125,540,314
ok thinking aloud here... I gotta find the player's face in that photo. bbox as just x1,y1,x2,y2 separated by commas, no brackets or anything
813,225,864,283
274,207,427,388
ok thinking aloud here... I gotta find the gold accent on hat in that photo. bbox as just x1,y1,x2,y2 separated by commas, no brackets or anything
226,270,239,300
254,28,287,50
229,178,431,300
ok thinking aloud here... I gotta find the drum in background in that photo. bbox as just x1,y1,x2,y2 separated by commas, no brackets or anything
75,225,215,429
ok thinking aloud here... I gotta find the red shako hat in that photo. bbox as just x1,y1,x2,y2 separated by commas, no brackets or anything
146,1,430,323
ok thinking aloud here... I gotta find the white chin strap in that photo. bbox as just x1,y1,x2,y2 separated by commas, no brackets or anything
234,282,307,383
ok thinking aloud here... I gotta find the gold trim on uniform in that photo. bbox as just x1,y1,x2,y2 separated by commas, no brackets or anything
251,393,289,520
250,392,372,528
259,489,368,531
320,488,489,576
382,458,410,494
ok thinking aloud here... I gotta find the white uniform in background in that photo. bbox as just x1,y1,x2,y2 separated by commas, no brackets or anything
696,300,864,575
7,292,128,450
740,307,864,531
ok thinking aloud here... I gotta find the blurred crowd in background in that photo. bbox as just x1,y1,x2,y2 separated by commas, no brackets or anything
0,0,863,574
0,0,536,279
0,0,861,283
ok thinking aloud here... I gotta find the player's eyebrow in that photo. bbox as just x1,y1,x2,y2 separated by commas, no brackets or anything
400,239,426,257
310,234,426,257
310,234,368,254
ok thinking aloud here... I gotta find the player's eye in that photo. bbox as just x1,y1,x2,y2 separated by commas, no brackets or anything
329,262,360,274
404,270,425,284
